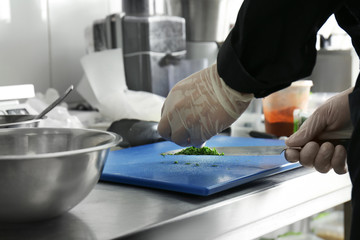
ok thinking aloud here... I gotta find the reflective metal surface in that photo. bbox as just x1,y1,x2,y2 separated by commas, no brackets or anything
163,146,305,155
163,145,287,156
0,115,42,128
0,128,121,222
166,0,230,42
0,168,351,239
122,0,167,16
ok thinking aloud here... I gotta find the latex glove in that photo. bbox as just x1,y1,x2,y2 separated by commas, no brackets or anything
285,87,353,174
158,64,254,147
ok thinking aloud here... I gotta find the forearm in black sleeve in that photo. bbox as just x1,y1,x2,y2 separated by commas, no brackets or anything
217,0,345,98
337,2,360,238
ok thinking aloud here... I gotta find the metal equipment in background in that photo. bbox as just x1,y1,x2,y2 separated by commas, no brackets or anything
309,48,357,92
166,0,230,65
92,0,186,97
0,84,37,115
309,33,358,93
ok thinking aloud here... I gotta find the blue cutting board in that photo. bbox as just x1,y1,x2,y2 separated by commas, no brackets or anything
100,136,301,196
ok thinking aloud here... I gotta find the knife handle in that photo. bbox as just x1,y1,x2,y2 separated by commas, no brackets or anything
314,126,352,148
249,130,278,139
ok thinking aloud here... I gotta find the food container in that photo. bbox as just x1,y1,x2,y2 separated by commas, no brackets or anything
0,127,121,222
262,80,313,137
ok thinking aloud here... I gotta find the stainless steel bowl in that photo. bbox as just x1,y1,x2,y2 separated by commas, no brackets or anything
0,127,121,222
0,115,43,128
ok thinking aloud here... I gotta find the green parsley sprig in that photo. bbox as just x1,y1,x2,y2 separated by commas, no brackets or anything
171,146,224,156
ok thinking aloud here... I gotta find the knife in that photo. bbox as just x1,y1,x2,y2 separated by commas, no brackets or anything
162,146,302,156
162,127,353,156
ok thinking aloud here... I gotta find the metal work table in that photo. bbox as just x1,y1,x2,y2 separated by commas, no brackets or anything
0,167,352,240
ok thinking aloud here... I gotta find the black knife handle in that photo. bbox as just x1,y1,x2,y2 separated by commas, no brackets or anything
315,127,352,148
249,130,278,139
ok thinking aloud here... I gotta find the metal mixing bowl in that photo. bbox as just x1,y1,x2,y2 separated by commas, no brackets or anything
0,127,121,222
0,115,43,128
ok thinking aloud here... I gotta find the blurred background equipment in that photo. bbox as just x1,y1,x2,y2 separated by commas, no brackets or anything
90,0,232,98
166,0,230,65
309,48,356,93
92,0,186,97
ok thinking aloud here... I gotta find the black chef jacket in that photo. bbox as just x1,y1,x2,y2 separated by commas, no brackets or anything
217,0,360,238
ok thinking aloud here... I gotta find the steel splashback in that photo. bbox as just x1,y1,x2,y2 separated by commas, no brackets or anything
166,0,230,42
122,0,167,16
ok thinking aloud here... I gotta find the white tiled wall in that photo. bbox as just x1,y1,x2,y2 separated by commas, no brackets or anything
47,0,112,102
0,0,121,102
0,0,50,93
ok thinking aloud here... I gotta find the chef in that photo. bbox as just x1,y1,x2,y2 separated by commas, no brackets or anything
157,0,360,238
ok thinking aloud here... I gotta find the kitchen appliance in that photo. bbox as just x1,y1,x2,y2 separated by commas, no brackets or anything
309,49,357,92
101,135,301,196
166,0,230,66
0,84,38,115
0,84,73,128
121,15,186,96
92,1,186,97
122,0,167,16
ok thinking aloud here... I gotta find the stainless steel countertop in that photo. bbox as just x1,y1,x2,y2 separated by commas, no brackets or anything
0,167,352,240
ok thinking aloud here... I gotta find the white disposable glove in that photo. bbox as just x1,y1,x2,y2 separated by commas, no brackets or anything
285,87,354,174
158,64,254,147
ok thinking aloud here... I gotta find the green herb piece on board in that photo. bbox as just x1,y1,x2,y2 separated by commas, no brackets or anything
172,146,224,156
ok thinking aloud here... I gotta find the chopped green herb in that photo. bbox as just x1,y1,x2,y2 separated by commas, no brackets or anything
185,162,191,165
195,163,200,166
211,164,218,167
168,146,224,156
277,232,302,238
173,161,178,164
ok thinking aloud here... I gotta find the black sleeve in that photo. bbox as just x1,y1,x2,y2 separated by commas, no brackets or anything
338,3,360,239
217,0,347,98
335,1,360,125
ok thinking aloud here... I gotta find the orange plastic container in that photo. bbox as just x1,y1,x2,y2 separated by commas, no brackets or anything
262,80,313,137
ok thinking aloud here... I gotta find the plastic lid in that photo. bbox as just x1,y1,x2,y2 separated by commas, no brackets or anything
291,80,313,87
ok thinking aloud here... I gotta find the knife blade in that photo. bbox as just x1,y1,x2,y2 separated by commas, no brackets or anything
162,127,352,156
162,146,301,156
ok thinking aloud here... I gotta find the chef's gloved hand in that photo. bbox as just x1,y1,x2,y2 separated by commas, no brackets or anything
285,87,353,174
158,64,254,147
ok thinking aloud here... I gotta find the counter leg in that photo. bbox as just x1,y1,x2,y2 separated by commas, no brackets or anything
344,201,352,240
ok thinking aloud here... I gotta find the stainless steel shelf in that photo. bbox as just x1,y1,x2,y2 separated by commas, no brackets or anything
0,167,352,240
